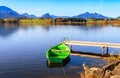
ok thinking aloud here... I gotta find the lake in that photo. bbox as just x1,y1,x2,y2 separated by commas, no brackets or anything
0,24,120,78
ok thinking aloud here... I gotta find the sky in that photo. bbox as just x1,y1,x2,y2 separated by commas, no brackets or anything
0,0,120,17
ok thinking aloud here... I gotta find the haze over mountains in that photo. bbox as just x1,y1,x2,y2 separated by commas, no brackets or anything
0,6,114,19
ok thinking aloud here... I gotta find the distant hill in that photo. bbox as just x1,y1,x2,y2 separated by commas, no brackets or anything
21,13,37,18
41,13,70,18
73,12,109,19
0,6,20,18
41,13,53,18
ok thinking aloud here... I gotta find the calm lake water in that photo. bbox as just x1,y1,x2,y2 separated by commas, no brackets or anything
0,24,120,78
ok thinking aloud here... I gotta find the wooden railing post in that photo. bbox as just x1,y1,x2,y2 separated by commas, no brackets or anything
106,47,109,55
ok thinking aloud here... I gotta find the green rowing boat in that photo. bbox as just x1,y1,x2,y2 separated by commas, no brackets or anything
46,43,70,63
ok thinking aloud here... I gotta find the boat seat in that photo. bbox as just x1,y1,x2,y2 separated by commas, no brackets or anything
51,49,69,52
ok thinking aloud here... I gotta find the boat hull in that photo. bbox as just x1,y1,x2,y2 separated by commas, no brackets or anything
48,58,63,63
47,57,70,68
46,43,70,63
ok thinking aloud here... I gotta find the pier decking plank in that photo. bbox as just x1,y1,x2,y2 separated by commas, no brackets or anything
64,40,120,48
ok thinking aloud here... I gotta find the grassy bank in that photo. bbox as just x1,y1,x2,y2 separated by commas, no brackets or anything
0,18,120,26
19,18,52,24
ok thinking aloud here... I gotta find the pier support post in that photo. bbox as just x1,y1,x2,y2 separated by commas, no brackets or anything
106,47,109,55
70,45,72,51
102,47,105,56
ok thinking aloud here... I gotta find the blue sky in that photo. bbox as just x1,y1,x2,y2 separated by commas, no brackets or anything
0,0,120,17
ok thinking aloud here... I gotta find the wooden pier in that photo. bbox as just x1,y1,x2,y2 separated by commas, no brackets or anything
63,40,120,56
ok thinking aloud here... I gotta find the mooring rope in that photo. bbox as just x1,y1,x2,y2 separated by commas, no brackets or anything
62,67,68,78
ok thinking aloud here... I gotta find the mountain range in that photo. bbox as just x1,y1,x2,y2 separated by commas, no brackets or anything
0,6,37,18
41,12,109,19
0,6,20,18
0,6,111,19
41,13,70,18
73,12,108,19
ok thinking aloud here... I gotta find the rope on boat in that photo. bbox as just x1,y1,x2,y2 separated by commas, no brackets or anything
62,67,68,78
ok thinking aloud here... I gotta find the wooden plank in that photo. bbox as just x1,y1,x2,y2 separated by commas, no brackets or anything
64,40,120,48
51,49,69,52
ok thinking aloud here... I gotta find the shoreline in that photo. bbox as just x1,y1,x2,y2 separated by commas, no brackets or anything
81,61,120,78
0,18,120,26
71,51,120,78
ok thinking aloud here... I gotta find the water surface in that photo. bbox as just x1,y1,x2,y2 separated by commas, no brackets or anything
1,24,120,78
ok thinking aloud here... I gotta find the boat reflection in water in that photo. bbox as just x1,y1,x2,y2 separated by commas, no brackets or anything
47,57,70,68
